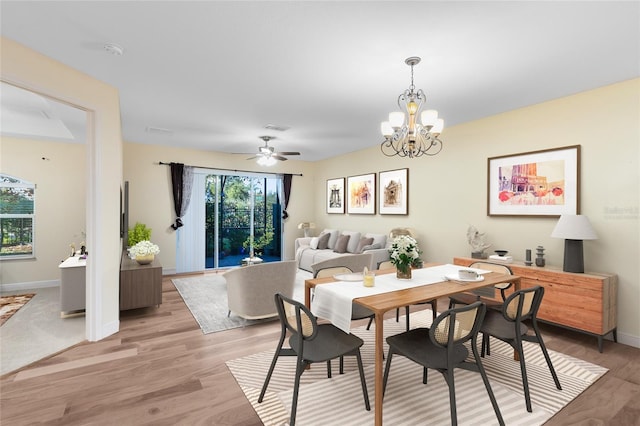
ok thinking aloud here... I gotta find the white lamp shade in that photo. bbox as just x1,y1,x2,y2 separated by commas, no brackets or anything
421,109,438,126
389,111,405,128
551,214,598,240
431,118,444,134
380,121,393,136
257,156,276,166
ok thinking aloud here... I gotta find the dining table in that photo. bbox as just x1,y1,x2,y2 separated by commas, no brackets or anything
304,262,521,426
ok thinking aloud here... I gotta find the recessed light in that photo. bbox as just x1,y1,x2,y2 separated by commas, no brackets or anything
104,43,124,56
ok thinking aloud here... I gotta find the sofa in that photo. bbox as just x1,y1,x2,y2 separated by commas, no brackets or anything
295,229,389,272
224,260,297,320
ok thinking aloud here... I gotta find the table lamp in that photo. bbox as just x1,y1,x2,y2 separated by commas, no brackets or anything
297,222,316,237
551,214,598,273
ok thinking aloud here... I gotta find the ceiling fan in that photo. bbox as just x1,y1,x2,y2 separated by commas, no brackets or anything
236,135,300,165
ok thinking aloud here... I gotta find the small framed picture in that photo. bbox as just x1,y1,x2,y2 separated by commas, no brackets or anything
347,173,376,214
379,168,408,215
326,177,345,214
487,145,580,217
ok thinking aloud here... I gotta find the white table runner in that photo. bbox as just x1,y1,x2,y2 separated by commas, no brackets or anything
311,264,491,333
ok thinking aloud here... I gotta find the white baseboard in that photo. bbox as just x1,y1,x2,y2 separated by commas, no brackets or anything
1,279,59,293
163,267,176,276
617,331,640,349
92,319,120,342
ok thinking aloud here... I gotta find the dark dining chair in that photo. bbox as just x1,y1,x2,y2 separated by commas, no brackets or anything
378,260,437,331
448,261,514,310
382,301,505,426
480,285,562,412
258,293,370,426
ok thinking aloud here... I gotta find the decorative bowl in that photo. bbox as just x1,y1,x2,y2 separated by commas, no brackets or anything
494,250,508,257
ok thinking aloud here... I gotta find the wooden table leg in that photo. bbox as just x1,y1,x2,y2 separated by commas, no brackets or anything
374,312,384,426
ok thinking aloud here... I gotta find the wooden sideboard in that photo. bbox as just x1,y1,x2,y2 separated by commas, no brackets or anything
454,257,618,352
120,252,162,311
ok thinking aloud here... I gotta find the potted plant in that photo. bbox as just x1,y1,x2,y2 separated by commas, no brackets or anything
128,222,152,247
128,240,160,265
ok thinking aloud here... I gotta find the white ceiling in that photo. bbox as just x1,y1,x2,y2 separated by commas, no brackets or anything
1,1,638,161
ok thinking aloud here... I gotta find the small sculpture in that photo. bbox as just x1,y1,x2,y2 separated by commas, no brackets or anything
467,225,491,259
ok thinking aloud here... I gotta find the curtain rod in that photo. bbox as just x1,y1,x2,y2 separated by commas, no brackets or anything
158,161,303,177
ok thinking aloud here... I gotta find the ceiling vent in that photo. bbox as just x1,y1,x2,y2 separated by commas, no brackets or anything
264,124,290,132
145,126,173,136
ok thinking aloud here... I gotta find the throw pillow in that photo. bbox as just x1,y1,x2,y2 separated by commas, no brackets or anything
333,235,351,253
317,232,331,250
310,237,320,250
355,237,375,254
361,243,382,252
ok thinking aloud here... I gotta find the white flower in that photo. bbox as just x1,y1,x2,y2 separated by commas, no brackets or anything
388,235,421,269
128,240,160,257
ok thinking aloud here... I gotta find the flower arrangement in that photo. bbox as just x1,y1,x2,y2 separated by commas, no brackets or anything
128,240,160,258
388,235,422,276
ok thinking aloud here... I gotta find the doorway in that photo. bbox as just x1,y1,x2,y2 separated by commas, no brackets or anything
205,174,282,269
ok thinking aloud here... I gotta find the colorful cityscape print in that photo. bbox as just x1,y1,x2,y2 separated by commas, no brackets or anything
498,160,565,206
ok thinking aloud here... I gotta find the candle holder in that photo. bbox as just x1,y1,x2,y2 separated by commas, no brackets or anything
525,249,533,266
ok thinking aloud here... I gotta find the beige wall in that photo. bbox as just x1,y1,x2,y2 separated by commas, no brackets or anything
123,143,316,270
1,37,123,340
1,137,86,284
312,78,639,346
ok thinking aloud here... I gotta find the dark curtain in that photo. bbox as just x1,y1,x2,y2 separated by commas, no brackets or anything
170,162,194,230
282,173,292,219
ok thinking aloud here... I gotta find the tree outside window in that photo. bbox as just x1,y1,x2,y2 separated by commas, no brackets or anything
1,174,35,259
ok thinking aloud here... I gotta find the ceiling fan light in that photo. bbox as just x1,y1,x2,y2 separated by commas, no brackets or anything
257,156,276,166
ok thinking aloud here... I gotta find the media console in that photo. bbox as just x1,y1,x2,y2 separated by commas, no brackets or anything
120,251,162,310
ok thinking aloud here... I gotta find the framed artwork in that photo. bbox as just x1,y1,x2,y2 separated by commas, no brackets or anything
379,168,408,215
326,177,345,214
487,145,580,217
347,173,376,214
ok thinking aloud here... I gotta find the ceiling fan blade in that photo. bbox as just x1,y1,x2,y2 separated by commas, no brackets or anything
232,152,256,155
274,151,300,156
272,155,288,161
245,156,258,160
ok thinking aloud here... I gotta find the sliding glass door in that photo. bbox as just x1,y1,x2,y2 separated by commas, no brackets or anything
205,174,282,269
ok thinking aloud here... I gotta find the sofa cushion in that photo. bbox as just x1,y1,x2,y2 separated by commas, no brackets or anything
365,233,387,248
309,237,320,249
362,243,382,252
319,229,340,250
317,232,331,249
340,231,362,253
333,234,351,253
355,237,375,254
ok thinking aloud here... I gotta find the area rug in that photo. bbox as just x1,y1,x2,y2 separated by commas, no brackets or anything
172,271,309,334
0,293,36,326
227,311,608,425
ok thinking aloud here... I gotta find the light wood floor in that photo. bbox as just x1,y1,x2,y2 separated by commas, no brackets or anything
1,274,639,425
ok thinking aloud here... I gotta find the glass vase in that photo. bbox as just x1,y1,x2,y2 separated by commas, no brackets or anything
396,265,412,279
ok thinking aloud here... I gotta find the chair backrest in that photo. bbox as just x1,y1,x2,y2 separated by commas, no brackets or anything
274,292,317,339
469,261,513,290
314,266,352,279
502,286,543,322
430,301,486,347
377,260,394,270
310,252,373,277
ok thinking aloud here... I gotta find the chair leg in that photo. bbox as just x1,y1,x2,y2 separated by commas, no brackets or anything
339,356,344,374
258,337,286,403
514,335,533,413
405,306,410,331
445,368,458,426
430,301,437,321
471,338,505,426
227,310,231,317
423,367,428,384
382,349,394,397
327,360,332,378
355,350,371,411
290,357,306,426
396,308,400,322
366,316,374,330
532,322,562,390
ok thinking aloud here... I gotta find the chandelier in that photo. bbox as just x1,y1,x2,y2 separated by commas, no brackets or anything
380,57,444,158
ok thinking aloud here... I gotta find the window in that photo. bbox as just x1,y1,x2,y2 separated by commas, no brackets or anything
0,174,35,259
